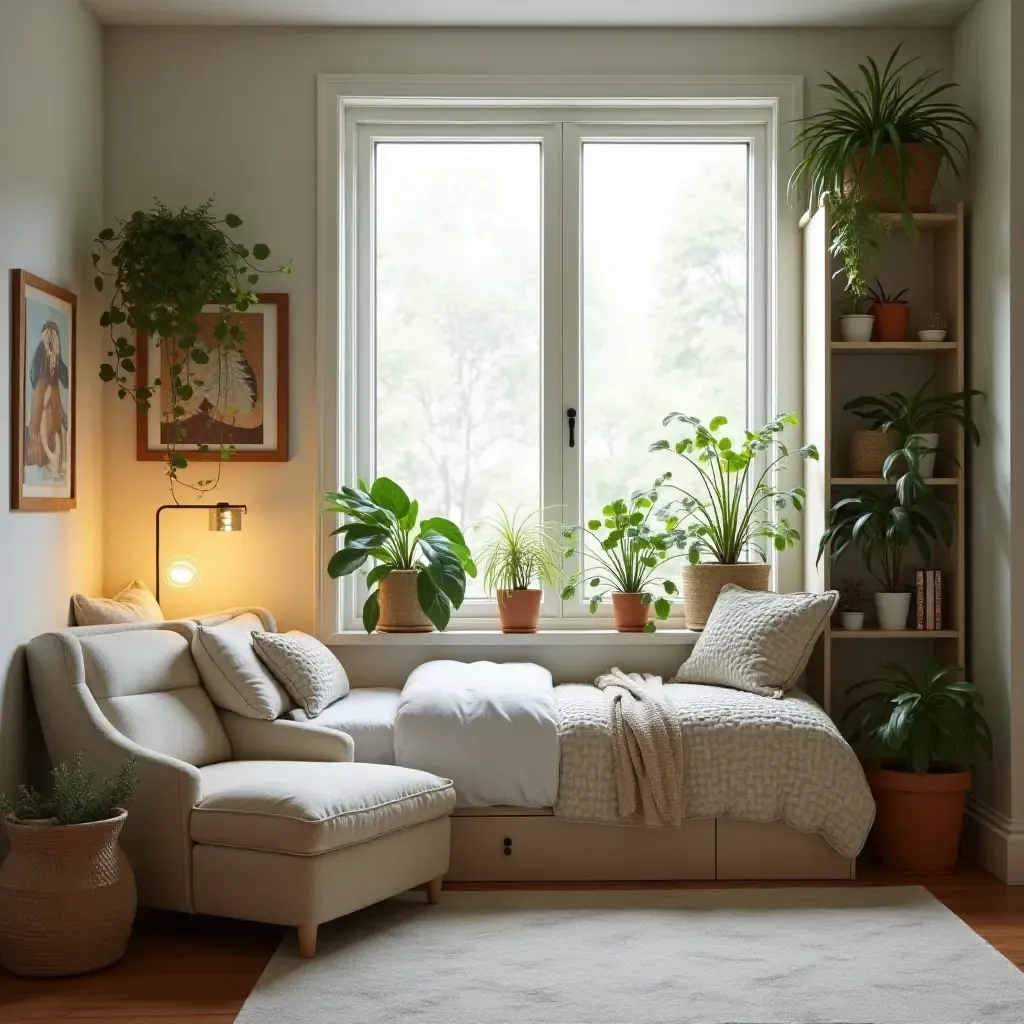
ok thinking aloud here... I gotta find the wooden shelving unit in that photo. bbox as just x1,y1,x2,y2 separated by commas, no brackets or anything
802,203,966,716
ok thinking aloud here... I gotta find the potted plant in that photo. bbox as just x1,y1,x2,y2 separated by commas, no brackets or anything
0,753,141,977
829,188,889,342
836,577,869,631
816,487,951,631
868,279,910,342
475,506,561,634
324,477,476,633
94,200,291,498
561,486,682,633
844,374,982,489
843,661,991,871
650,412,818,630
789,44,976,220
918,311,949,343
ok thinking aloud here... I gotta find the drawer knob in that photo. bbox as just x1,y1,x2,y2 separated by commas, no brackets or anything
503,836,512,856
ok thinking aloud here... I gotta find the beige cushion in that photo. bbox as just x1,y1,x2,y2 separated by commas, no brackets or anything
192,615,290,721
191,761,456,856
252,630,349,718
72,579,163,626
673,585,838,699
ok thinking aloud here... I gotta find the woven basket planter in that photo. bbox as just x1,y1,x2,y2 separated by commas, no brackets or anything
0,811,136,977
843,143,943,212
680,562,771,630
849,429,898,477
377,569,433,633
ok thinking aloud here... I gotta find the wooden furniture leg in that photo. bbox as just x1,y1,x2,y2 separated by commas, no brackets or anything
426,876,443,905
297,923,317,958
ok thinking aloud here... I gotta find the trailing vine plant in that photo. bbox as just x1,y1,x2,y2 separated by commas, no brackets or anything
93,200,291,499
828,187,889,310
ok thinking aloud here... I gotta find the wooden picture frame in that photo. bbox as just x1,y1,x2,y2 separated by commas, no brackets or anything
136,292,289,462
10,270,77,511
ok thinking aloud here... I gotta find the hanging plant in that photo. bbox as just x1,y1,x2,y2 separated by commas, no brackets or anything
93,200,291,497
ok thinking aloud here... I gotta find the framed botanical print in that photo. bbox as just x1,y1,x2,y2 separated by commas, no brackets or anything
136,292,289,461
10,270,77,511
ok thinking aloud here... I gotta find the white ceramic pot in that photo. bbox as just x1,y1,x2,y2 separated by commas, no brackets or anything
875,592,911,631
917,329,948,342
910,431,940,478
839,315,875,343
839,611,865,631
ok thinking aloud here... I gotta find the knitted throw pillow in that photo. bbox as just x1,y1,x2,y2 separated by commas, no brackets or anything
252,631,349,718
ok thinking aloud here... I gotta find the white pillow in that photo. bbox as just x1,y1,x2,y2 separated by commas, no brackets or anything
192,616,290,720
673,585,838,699
72,579,163,626
252,631,349,718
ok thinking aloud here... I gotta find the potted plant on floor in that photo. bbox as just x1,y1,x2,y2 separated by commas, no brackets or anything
650,412,818,630
0,753,141,977
324,477,476,633
816,487,951,631
843,661,991,871
836,577,869,631
475,506,561,634
868,280,910,342
561,484,683,633
830,188,889,342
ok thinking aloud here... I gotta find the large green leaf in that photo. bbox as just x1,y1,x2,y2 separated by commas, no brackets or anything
416,572,451,631
328,547,368,578
419,517,468,551
341,523,389,550
365,564,394,589
369,477,411,518
361,591,381,633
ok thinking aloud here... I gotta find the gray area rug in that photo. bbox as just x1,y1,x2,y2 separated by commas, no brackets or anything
235,887,1024,1023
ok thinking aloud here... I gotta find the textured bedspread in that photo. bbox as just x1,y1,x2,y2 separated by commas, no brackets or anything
554,683,875,858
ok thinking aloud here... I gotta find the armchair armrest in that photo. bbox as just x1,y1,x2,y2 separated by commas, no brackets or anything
220,712,355,763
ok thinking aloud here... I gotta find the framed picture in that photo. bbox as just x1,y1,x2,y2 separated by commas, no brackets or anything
10,270,77,511
136,292,289,462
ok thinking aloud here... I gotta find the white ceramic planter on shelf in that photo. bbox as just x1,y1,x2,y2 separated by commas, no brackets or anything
839,611,865,631
917,329,948,342
839,315,875,342
910,431,940,478
875,592,912,631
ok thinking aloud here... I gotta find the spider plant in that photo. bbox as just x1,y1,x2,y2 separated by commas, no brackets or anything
829,188,890,305
868,280,908,305
475,506,561,593
843,661,991,774
789,44,976,218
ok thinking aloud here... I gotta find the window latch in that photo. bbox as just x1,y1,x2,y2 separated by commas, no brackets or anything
567,408,577,448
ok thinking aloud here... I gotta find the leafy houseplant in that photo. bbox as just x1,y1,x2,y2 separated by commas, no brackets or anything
0,753,142,977
836,577,869,631
560,486,682,633
324,477,476,633
868,279,910,343
650,412,818,630
842,661,991,871
829,188,890,341
475,507,561,634
93,200,292,498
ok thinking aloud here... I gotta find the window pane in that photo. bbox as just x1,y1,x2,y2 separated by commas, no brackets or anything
374,143,542,598
581,143,749,532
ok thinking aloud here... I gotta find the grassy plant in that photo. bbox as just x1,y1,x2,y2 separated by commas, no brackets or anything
475,506,561,593
829,189,890,307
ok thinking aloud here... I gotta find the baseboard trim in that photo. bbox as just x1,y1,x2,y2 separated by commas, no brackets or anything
964,798,1024,883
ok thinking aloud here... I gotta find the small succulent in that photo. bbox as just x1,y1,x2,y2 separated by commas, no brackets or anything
922,310,948,331
869,279,908,305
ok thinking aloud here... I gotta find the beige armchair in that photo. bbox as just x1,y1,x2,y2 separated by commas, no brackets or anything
27,614,455,957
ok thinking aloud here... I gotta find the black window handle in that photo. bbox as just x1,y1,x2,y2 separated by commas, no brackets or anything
567,408,577,448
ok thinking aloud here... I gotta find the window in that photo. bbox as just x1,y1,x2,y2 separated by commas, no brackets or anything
326,89,790,635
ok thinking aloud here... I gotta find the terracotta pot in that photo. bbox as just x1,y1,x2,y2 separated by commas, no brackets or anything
844,143,944,212
871,302,911,342
377,570,433,633
849,428,898,477
0,811,136,976
867,768,972,872
497,589,542,633
611,592,651,632
680,562,771,631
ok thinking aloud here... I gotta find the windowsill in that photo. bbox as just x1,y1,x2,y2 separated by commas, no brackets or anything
326,628,702,647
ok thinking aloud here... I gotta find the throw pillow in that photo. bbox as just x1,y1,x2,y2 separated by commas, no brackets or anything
673,585,838,699
252,631,349,718
72,579,164,626
192,616,291,721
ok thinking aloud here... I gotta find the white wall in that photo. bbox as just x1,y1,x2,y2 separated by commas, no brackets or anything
0,1,105,829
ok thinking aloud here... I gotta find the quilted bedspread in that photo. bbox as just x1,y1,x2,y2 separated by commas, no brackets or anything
554,682,875,858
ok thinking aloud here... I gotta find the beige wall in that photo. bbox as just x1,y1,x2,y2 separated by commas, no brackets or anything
0,0,105,823
102,25,953,632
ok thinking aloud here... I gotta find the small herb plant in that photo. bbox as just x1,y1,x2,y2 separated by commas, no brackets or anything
829,188,890,306
868,280,908,305
323,477,476,633
1,753,141,825
922,311,948,332
560,485,682,632
93,200,291,498
650,413,817,565
475,506,561,594
843,661,992,774
837,577,870,614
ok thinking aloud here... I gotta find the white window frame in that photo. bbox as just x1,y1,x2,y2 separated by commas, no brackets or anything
317,75,803,642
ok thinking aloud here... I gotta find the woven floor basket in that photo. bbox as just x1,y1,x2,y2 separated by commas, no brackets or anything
849,429,899,477
681,563,771,630
377,569,433,632
0,811,136,976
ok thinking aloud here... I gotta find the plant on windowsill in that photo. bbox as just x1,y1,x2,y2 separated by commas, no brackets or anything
474,506,561,634
560,484,683,633
93,199,292,500
829,188,890,342
842,661,991,871
0,753,141,977
323,477,476,633
816,487,951,631
649,412,818,630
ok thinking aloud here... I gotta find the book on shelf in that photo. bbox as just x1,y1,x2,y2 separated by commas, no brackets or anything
915,570,925,630
914,570,943,630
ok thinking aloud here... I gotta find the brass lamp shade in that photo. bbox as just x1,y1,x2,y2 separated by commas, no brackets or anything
209,503,245,532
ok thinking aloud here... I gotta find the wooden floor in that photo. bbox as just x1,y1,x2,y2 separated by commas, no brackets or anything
1,865,1021,1023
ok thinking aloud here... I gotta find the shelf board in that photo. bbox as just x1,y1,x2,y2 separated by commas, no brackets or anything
830,476,959,487
831,341,957,353
830,629,960,639
877,211,958,231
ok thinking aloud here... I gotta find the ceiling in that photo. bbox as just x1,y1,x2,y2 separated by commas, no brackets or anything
84,0,974,29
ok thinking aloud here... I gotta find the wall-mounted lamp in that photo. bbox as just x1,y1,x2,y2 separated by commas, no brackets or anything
155,501,248,605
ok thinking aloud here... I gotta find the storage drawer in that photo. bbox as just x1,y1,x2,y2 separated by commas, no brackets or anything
715,817,855,879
